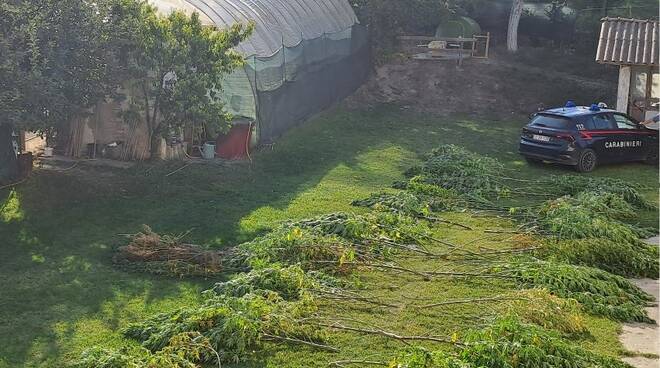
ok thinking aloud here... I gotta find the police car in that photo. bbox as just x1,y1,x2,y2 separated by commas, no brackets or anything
518,102,659,172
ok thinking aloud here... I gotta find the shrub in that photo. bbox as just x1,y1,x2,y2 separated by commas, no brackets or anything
459,316,631,368
352,0,451,58
542,175,655,209
511,289,589,336
535,194,654,242
385,316,630,368
238,227,362,274
122,292,321,365
289,211,431,245
538,238,659,278
352,191,434,217
503,259,654,322
404,145,510,202
76,332,214,368
209,265,339,300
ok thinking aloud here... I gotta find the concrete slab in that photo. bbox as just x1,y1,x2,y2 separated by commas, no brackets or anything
622,357,660,368
645,236,660,247
619,276,660,368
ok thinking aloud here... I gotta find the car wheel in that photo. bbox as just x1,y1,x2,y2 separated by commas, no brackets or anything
575,149,597,173
644,150,659,165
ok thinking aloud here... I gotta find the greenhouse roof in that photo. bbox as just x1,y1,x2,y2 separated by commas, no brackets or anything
150,0,358,57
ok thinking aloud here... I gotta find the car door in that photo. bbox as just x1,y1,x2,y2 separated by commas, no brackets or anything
611,113,647,161
585,113,618,163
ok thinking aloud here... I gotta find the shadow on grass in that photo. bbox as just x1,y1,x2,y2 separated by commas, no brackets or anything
0,104,657,366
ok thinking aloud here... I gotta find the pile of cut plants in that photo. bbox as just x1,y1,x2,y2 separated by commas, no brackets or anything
78,145,657,368
112,225,244,277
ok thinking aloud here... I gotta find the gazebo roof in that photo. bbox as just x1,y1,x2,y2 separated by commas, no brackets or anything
596,17,658,66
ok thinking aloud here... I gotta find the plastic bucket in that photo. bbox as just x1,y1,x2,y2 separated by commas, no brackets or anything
202,142,216,160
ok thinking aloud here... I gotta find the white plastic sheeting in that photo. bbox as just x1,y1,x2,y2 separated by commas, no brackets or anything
148,0,366,141
149,0,358,57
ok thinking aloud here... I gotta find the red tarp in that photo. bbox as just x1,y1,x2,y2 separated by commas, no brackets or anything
216,123,252,160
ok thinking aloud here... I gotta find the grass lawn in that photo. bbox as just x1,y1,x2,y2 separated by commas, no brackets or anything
1,104,657,367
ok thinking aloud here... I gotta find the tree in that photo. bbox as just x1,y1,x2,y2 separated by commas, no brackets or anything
507,0,524,52
0,0,253,178
352,0,451,59
0,3,20,182
114,3,252,157
0,0,118,182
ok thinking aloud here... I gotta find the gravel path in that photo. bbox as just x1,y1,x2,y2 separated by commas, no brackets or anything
620,237,659,368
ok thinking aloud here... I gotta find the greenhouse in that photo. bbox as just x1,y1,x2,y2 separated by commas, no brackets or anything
152,0,371,143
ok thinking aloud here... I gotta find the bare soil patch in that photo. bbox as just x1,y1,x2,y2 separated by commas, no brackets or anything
347,57,616,119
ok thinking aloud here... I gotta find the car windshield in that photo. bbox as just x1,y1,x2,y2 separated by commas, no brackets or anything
530,114,573,129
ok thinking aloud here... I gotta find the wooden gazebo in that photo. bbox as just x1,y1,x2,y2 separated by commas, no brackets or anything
596,17,659,121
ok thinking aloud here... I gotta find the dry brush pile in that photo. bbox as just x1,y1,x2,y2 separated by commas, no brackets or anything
112,225,243,277
77,145,657,367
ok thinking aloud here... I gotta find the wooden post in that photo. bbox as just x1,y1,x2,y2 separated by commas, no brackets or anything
458,38,463,67
485,32,490,58
0,124,18,183
644,66,653,119
19,130,26,152
616,65,631,113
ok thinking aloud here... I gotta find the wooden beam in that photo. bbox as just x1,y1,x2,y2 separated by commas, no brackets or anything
617,65,632,113
485,32,490,58
398,36,476,42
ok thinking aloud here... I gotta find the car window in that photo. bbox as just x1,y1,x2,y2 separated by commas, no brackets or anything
530,114,573,129
588,113,615,130
576,116,593,130
613,114,637,129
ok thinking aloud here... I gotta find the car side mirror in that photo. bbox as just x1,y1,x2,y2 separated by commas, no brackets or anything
528,112,537,120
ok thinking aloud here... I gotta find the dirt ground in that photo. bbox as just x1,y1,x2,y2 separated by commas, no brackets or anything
346,56,617,119
620,236,660,368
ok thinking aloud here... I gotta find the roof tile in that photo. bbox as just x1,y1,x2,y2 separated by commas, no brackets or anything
596,17,659,66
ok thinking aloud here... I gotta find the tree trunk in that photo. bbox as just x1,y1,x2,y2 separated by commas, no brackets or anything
0,124,18,184
507,0,524,53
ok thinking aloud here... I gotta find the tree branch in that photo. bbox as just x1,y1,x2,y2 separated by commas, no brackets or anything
316,322,458,345
261,333,339,352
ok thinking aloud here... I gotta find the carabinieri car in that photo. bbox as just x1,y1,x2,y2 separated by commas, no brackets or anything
518,102,659,172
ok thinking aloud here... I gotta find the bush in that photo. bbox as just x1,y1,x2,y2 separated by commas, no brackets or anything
510,289,589,336
353,191,434,217
238,227,362,274
535,193,654,242
403,145,510,202
538,238,659,278
122,292,321,365
76,333,210,368
290,211,432,245
504,259,654,322
541,175,655,210
209,265,339,300
459,316,631,368
385,316,630,368
352,0,451,57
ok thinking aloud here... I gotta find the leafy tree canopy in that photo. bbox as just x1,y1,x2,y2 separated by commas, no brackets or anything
0,0,252,156
112,2,252,152
0,0,119,133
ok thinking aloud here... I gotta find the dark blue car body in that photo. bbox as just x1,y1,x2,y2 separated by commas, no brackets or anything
518,104,659,172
